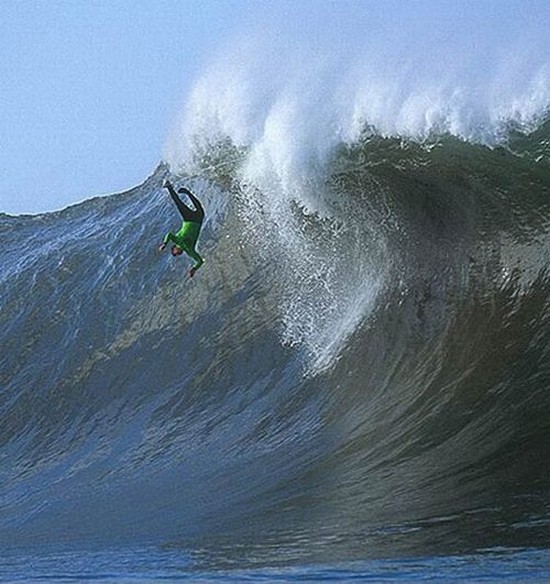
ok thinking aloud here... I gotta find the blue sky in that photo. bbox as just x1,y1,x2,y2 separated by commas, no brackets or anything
1,0,549,215
1,0,245,214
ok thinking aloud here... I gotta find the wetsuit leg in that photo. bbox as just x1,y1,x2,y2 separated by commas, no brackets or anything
166,184,195,222
182,189,205,222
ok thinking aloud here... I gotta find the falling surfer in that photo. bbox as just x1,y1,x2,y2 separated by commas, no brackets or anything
159,179,205,278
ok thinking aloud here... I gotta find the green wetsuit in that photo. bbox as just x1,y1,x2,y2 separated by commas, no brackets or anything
164,221,204,270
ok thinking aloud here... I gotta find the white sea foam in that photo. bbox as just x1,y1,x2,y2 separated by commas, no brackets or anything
164,7,550,217
164,1,550,368
165,1,550,169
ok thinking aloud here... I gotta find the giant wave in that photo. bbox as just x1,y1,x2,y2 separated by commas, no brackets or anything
2,16,550,570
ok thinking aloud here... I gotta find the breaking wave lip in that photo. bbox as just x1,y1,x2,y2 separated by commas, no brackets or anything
164,12,550,172
162,16,550,376
162,20,550,380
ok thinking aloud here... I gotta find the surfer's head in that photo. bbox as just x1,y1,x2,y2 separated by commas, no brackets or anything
171,245,183,256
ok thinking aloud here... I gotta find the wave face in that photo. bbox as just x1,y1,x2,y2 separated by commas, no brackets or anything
3,8,550,561
3,124,550,566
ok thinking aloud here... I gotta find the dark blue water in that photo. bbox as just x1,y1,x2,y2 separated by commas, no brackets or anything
1,546,550,582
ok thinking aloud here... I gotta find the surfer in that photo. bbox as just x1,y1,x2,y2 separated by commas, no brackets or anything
159,180,205,277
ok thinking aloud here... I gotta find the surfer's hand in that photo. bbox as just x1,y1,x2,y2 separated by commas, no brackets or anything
162,179,171,189
158,243,166,252
188,267,196,278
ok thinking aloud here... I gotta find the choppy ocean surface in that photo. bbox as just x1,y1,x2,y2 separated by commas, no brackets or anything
1,545,550,583
2,11,550,577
